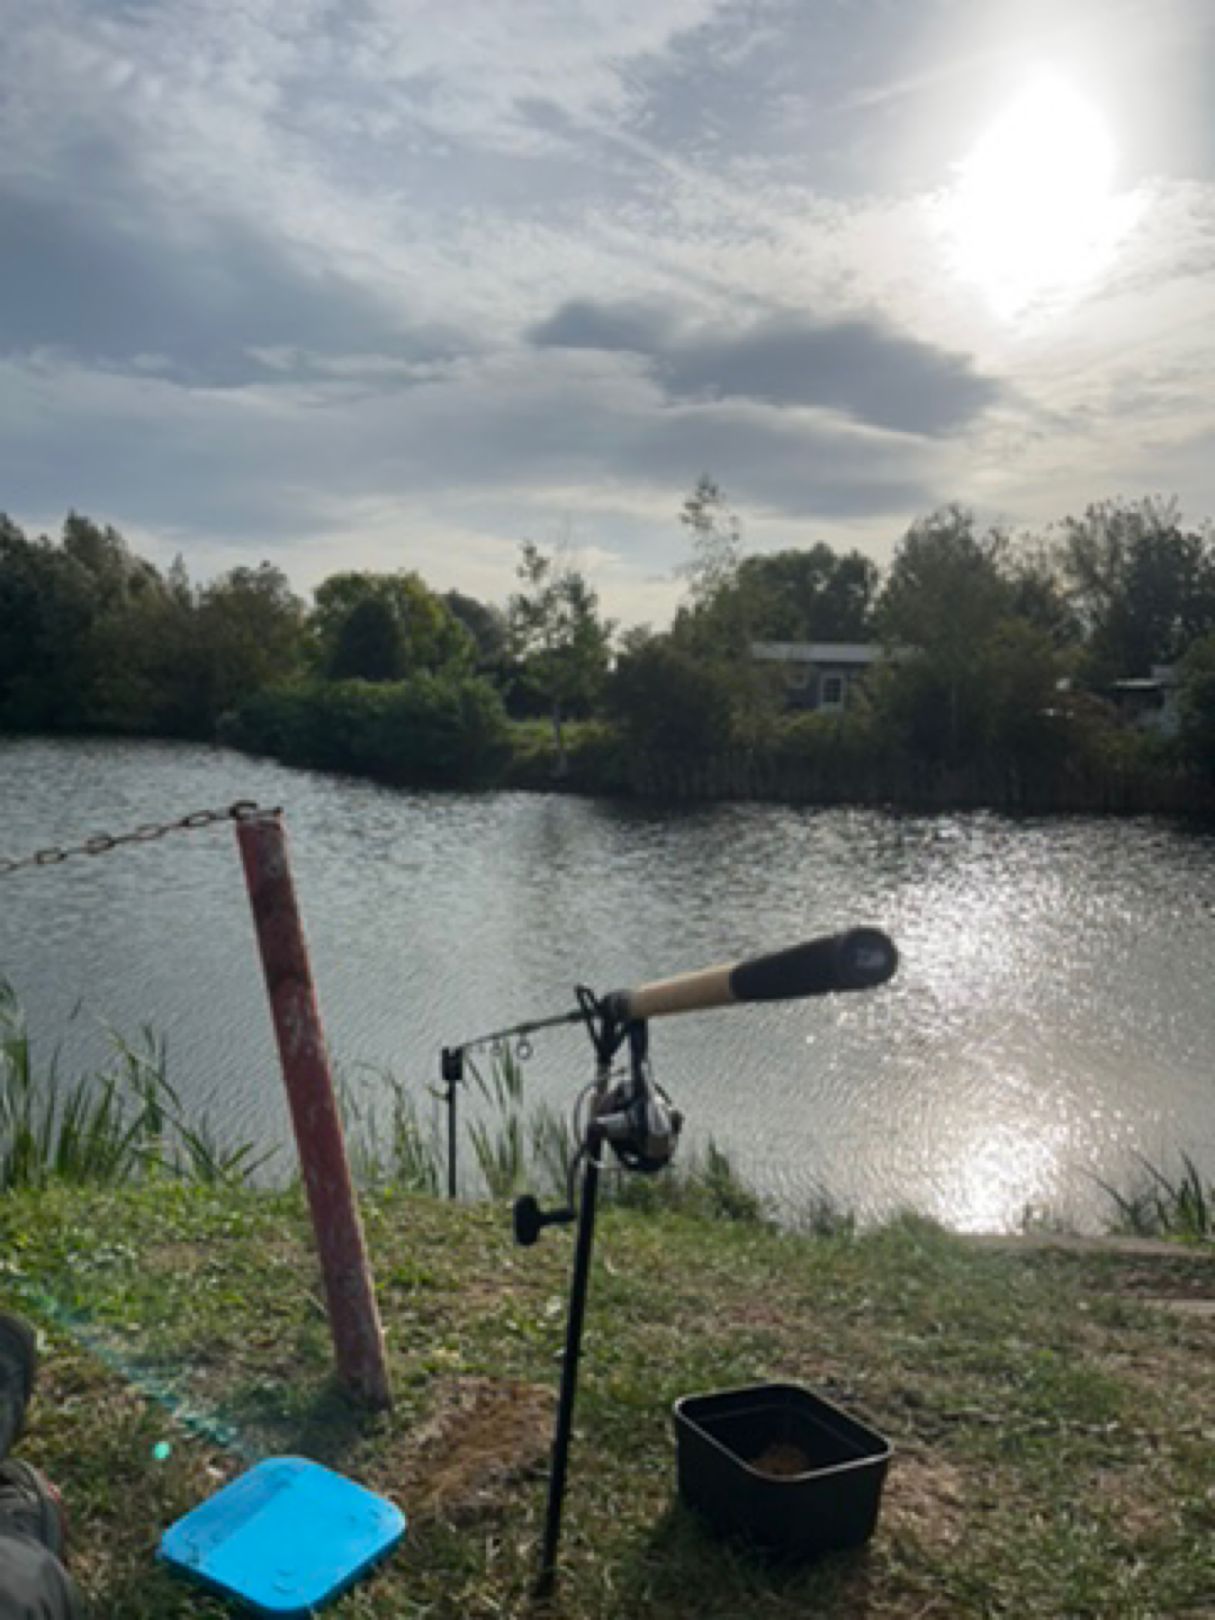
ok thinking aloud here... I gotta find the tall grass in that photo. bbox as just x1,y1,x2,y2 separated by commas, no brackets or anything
337,1063,443,1196
1098,1153,1215,1241
0,983,272,1191
0,984,769,1223
12,979,1210,1244
466,1046,528,1198
333,1042,762,1219
605,1137,765,1223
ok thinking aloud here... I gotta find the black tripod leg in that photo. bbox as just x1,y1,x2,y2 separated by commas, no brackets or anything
535,1152,601,1598
446,1081,458,1200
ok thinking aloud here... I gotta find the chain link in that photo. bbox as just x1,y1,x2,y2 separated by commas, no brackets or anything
0,800,277,878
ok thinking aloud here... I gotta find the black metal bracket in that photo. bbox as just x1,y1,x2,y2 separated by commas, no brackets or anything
440,1047,464,1200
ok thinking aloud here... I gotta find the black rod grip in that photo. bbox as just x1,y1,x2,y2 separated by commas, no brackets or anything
608,927,898,1021
729,927,897,1003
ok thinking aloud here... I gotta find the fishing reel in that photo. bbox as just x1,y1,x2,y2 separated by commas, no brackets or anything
513,1017,682,1246
594,1019,682,1175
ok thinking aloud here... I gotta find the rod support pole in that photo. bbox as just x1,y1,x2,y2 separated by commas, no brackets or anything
236,813,391,1409
536,1148,602,1597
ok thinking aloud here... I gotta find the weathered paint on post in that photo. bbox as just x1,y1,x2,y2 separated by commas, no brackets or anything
236,812,391,1408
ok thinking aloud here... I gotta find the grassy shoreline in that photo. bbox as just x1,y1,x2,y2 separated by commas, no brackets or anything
3,1180,1214,1617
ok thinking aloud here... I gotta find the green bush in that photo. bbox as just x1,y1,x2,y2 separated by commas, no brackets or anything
222,673,510,787
1177,631,1215,778
769,710,844,765
503,718,628,790
608,639,738,758
764,704,892,794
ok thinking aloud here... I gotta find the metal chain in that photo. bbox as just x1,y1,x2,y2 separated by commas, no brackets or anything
0,800,277,878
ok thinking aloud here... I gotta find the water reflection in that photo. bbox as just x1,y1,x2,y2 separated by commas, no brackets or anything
2,738,1214,1232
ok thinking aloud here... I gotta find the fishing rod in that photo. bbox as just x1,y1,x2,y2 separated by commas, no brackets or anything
439,928,900,1194
443,924,899,1596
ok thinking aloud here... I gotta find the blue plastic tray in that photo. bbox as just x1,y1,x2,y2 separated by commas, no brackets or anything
160,1456,406,1616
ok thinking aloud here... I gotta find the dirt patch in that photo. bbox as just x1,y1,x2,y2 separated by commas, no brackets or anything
883,1447,969,1550
1096,1254,1215,1332
720,1299,810,1336
1109,1261,1215,1302
137,1241,210,1276
970,1234,1210,1261
1137,1297,1215,1320
1089,1466,1172,1540
391,1376,555,1522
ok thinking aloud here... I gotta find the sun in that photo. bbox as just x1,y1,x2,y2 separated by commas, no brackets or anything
946,72,1136,318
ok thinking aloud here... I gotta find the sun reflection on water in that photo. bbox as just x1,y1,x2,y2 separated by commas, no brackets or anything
938,1117,1072,1234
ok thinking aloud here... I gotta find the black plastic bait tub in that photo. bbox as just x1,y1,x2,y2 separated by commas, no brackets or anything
673,1382,892,1561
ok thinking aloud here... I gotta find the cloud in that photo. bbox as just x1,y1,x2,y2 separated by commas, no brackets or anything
1,0,1213,629
530,299,672,352
531,298,1001,435
0,341,936,559
623,399,933,514
661,314,1001,435
0,173,460,387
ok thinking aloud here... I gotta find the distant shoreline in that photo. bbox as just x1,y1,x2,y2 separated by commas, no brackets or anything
6,723,1214,818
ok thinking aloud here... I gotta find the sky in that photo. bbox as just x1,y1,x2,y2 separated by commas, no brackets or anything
2,0,1214,625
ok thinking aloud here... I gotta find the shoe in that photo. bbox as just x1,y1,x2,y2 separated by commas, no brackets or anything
0,1460,67,1561
0,1314,37,1462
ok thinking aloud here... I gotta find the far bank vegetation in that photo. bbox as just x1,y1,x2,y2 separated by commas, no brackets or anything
4,487,1215,810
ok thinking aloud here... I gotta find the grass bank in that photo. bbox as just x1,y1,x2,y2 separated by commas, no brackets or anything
2,1182,1213,1617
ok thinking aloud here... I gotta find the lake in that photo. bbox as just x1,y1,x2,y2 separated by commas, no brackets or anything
2,736,1213,1232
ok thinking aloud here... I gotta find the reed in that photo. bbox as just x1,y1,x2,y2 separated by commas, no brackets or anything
1097,1151,1215,1241
0,982,271,1191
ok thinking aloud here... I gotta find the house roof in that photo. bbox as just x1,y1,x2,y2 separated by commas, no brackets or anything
1110,667,1177,693
751,641,881,665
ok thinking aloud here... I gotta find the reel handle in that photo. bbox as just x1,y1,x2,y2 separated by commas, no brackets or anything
605,926,897,1022
514,1195,576,1247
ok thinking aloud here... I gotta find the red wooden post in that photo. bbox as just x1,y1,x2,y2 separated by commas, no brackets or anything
235,811,391,1408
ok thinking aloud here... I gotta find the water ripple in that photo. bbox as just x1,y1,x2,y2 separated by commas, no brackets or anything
3,738,1214,1231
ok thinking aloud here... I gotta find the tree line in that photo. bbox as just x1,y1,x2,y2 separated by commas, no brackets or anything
3,489,1215,806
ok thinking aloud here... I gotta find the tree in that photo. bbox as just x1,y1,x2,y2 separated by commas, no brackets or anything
329,595,410,682
1059,498,1215,680
673,482,880,737
61,511,161,607
675,476,878,668
197,563,304,723
609,634,736,759
734,545,878,642
1176,631,1215,778
1005,540,1082,649
311,571,473,680
0,512,175,731
671,476,752,659
0,518,71,726
507,542,613,776
443,590,508,670
869,509,1078,772
875,506,1017,765
679,475,742,606
879,506,1010,654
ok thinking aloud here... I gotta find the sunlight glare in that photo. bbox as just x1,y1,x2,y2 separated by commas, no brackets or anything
944,1119,1067,1234
947,72,1137,318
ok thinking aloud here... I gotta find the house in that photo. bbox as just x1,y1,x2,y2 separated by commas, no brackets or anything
751,641,883,712
1107,665,1181,736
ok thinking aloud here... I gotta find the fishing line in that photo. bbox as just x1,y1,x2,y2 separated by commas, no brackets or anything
3,1272,261,1465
